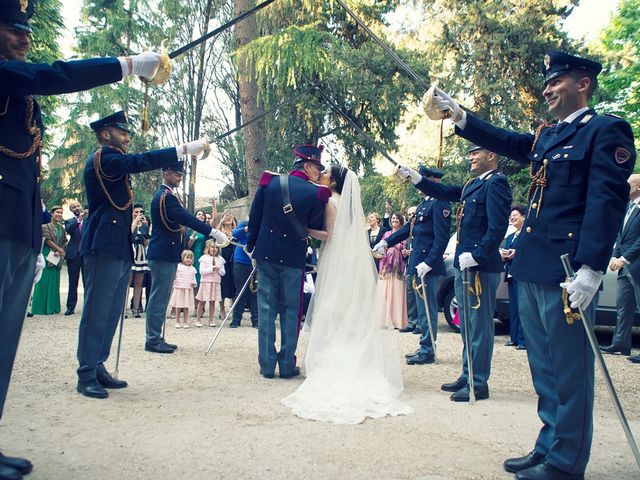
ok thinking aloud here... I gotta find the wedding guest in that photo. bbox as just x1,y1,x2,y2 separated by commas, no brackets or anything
502,205,526,350
399,206,419,333
367,212,388,270
170,250,197,329
196,240,226,327
31,206,67,315
130,204,150,318
63,201,86,315
376,212,407,329
217,211,237,319
187,210,208,316
230,220,258,328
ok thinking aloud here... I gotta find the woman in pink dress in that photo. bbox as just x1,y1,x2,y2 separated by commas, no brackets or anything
376,212,407,329
169,250,197,328
195,240,226,327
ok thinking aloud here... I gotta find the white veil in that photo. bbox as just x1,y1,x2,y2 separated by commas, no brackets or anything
282,170,412,424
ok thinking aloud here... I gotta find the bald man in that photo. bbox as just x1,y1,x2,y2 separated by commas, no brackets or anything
604,174,640,358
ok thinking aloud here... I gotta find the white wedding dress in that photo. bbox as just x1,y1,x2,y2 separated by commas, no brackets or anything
281,170,413,424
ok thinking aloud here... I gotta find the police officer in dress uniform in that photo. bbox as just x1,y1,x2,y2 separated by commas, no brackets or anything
416,52,636,480
247,145,329,379
145,161,228,353
77,112,211,399
0,1,169,477
374,166,451,364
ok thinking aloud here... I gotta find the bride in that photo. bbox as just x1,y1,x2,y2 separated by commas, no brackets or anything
281,164,413,424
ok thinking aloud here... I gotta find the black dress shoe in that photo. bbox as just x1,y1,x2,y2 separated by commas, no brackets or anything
161,340,177,350
0,464,22,480
450,385,489,402
77,379,109,399
280,366,301,379
505,340,515,347
441,377,467,392
412,326,422,335
229,323,240,328
26,312,33,318
145,343,175,354
600,344,631,356
406,352,435,365
516,463,584,480
399,325,415,333
97,371,128,389
628,354,640,363
64,309,74,316
0,453,32,475
504,450,545,473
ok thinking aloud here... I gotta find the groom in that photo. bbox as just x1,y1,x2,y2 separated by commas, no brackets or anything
247,145,329,379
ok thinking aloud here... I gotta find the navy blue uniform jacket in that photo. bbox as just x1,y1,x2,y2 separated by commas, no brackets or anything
81,146,178,260
458,111,636,284
384,197,451,277
247,173,325,269
415,172,512,273
147,185,213,263
0,57,122,251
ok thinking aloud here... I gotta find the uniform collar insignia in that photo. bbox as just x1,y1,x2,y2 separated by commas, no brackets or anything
580,114,593,124
20,0,28,13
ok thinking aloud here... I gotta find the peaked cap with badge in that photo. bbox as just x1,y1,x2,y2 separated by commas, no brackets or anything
89,110,130,133
0,0,35,32
293,144,325,172
542,51,603,85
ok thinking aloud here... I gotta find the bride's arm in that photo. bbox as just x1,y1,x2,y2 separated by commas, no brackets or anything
307,200,337,241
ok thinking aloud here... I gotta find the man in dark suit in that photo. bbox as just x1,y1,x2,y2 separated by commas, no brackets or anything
604,174,640,358
0,2,168,476
420,52,635,480
247,145,329,379
399,149,511,400
145,161,228,353
77,111,211,399
64,201,86,315
376,166,451,364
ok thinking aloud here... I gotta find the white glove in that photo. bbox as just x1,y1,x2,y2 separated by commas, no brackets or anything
303,274,315,295
560,265,604,310
429,86,465,124
395,165,422,185
34,253,45,283
175,139,210,158
118,51,162,80
209,228,229,244
306,246,314,256
458,252,479,270
373,240,388,254
416,262,432,278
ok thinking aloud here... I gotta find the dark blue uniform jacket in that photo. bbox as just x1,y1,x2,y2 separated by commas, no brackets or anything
147,185,213,263
0,57,122,251
458,110,635,284
81,146,178,260
384,197,451,277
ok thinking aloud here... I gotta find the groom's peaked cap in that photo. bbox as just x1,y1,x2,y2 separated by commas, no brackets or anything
293,144,325,172
418,165,444,179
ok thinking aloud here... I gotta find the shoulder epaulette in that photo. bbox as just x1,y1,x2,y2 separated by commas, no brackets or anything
259,171,278,187
316,185,331,203
605,113,623,120
580,114,593,124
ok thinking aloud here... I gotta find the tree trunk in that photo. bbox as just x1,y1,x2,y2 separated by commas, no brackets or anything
235,0,267,200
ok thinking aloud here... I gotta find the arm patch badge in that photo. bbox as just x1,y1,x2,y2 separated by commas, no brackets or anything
615,147,632,164
443,209,451,218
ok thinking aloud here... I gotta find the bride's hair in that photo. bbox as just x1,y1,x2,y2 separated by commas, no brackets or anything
330,164,348,194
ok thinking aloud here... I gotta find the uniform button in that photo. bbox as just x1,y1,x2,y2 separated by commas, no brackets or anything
526,226,532,233
270,229,273,233
472,199,476,202
568,232,574,238
171,242,175,245
265,256,269,260
474,244,478,247
112,220,116,224
0,174,3,180
531,202,538,209
280,259,283,263
283,234,287,237
534,154,538,158
543,159,548,165
564,154,569,158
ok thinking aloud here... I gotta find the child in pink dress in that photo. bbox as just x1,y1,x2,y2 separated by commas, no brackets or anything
170,250,197,328
195,240,226,327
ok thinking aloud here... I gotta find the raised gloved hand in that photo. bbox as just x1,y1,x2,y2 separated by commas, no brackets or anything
395,165,422,185
34,253,45,283
560,265,603,310
458,252,479,270
175,139,210,158
416,262,432,278
118,51,162,80
372,240,388,254
422,86,465,124
209,228,229,245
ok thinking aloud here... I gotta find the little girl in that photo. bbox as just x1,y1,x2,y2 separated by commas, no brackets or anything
170,250,197,328
195,240,226,327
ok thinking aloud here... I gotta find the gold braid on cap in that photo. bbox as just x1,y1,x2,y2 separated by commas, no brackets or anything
93,147,134,211
0,96,43,180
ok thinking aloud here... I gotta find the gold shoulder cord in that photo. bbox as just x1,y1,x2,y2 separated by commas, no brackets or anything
562,278,581,325
159,191,184,233
468,271,482,309
455,178,475,245
527,122,552,218
0,96,43,180
93,147,134,211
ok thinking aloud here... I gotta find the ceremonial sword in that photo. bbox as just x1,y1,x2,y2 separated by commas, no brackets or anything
560,254,640,469
461,269,476,403
420,276,438,363
113,296,128,380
